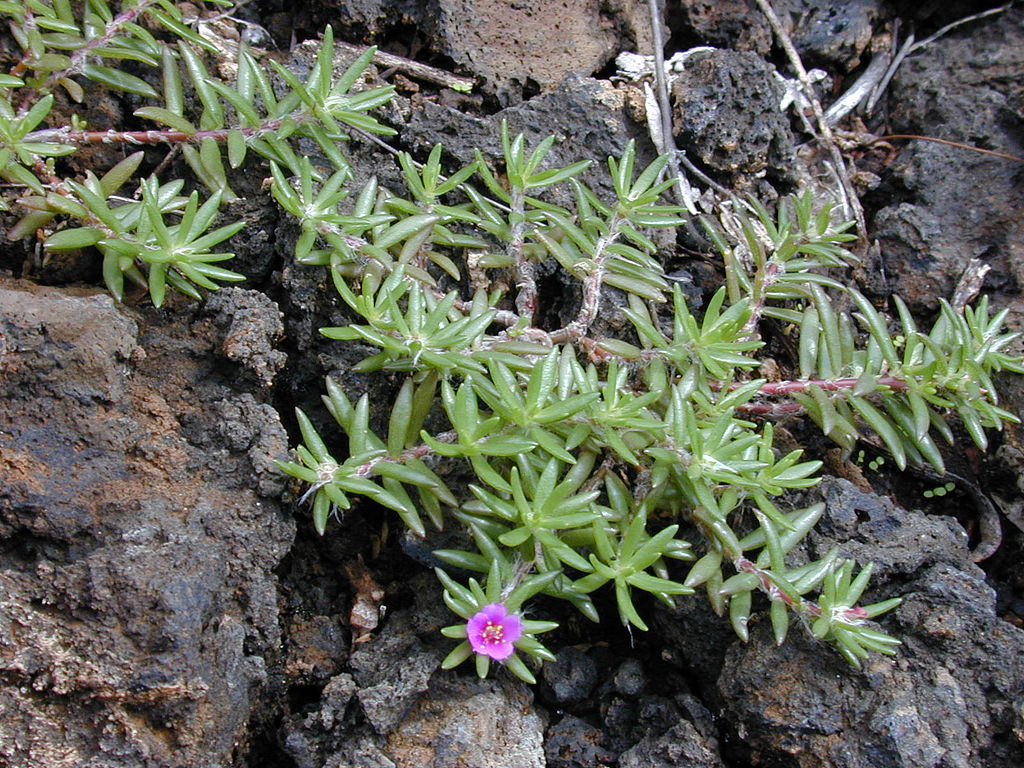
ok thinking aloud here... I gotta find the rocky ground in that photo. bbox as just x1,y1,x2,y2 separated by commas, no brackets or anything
2,1,1024,767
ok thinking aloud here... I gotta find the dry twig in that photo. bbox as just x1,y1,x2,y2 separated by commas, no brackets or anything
335,40,474,93
752,0,867,245
646,0,698,213
824,4,1012,126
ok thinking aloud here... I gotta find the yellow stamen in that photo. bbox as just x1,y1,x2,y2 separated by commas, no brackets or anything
481,620,505,644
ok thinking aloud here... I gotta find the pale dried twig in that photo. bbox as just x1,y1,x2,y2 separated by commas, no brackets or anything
824,47,890,125
909,2,1012,53
335,40,474,93
646,0,698,213
752,0,867,245
831,4,1012,124
864,21,914,115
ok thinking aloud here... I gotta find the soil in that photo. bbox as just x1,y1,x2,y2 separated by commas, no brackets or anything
2,2,1024,767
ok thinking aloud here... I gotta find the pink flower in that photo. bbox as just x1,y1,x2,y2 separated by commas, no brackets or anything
467,603,522,660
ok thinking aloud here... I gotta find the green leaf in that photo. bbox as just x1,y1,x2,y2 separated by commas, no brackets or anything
207,79,262,127
850,291,899,368
849,395,907,469
719,572,760,596
475,652,491,678
375,214,439,251
148,262,168,307
435,549,490,572
7,210,56,241
101,250,125,301
770,599,789,645
628,572,690,595
862,596,902,619
615,581,648,630
45,227,104,250
729,590,752,641
82,64,159,98
178,42,224,127
525,159,591,189
295,409,332,463
333,41,377,94
150,7,218,52
684,550,723,588
19,93,56,135
133,106,196,134
98,152,145,196
503,653,536,683
441,641,473,669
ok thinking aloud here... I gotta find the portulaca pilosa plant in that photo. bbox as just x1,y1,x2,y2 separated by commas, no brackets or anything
277,118,1024,679
3,4,1021,684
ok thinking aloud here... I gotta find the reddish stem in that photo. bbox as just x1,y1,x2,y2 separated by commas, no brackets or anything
26,117,292,146
549,214,624,345
734,556,866,624
753,375,909,395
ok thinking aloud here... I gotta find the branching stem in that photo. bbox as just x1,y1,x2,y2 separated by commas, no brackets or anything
26,115,294,146
752,0,867,245
510,188,537,322
739,259,782,339
549,214,624,344
752,376,909,395
734,556,867,624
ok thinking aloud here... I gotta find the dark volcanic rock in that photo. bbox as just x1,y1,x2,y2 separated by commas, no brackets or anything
870,7,1024,313
651,587,739,690
205,287,287,388
545,714,614,768
318,0,422,40
780,0,879,70
667,0,775,55
402,72,647,196
667,0,879,70
277,570,548,767
719,599,1024,768
423,0,651,105
383,674,547,767
671,48,798,186
6,3,1024,767
349,609,442,735
618,717,725,768
540,645,599,706
807,477,972,577
309,0,651,106
0,279,293,768
612,658,647,697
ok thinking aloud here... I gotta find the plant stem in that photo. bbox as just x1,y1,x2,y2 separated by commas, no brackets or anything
549,214,624,344
27,116,293,146
752,376,909,395
352,430,458,478
510,188,537,323
752,0,867,245
44,0,161,95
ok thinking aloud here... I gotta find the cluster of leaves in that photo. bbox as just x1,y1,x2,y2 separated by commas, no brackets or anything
275,113,1023,678
789,293,1024,467
2,1,394,304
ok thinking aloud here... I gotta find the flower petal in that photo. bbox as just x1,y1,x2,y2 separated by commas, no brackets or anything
501,611,523,643
485,640,515,661
480,603,507,622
